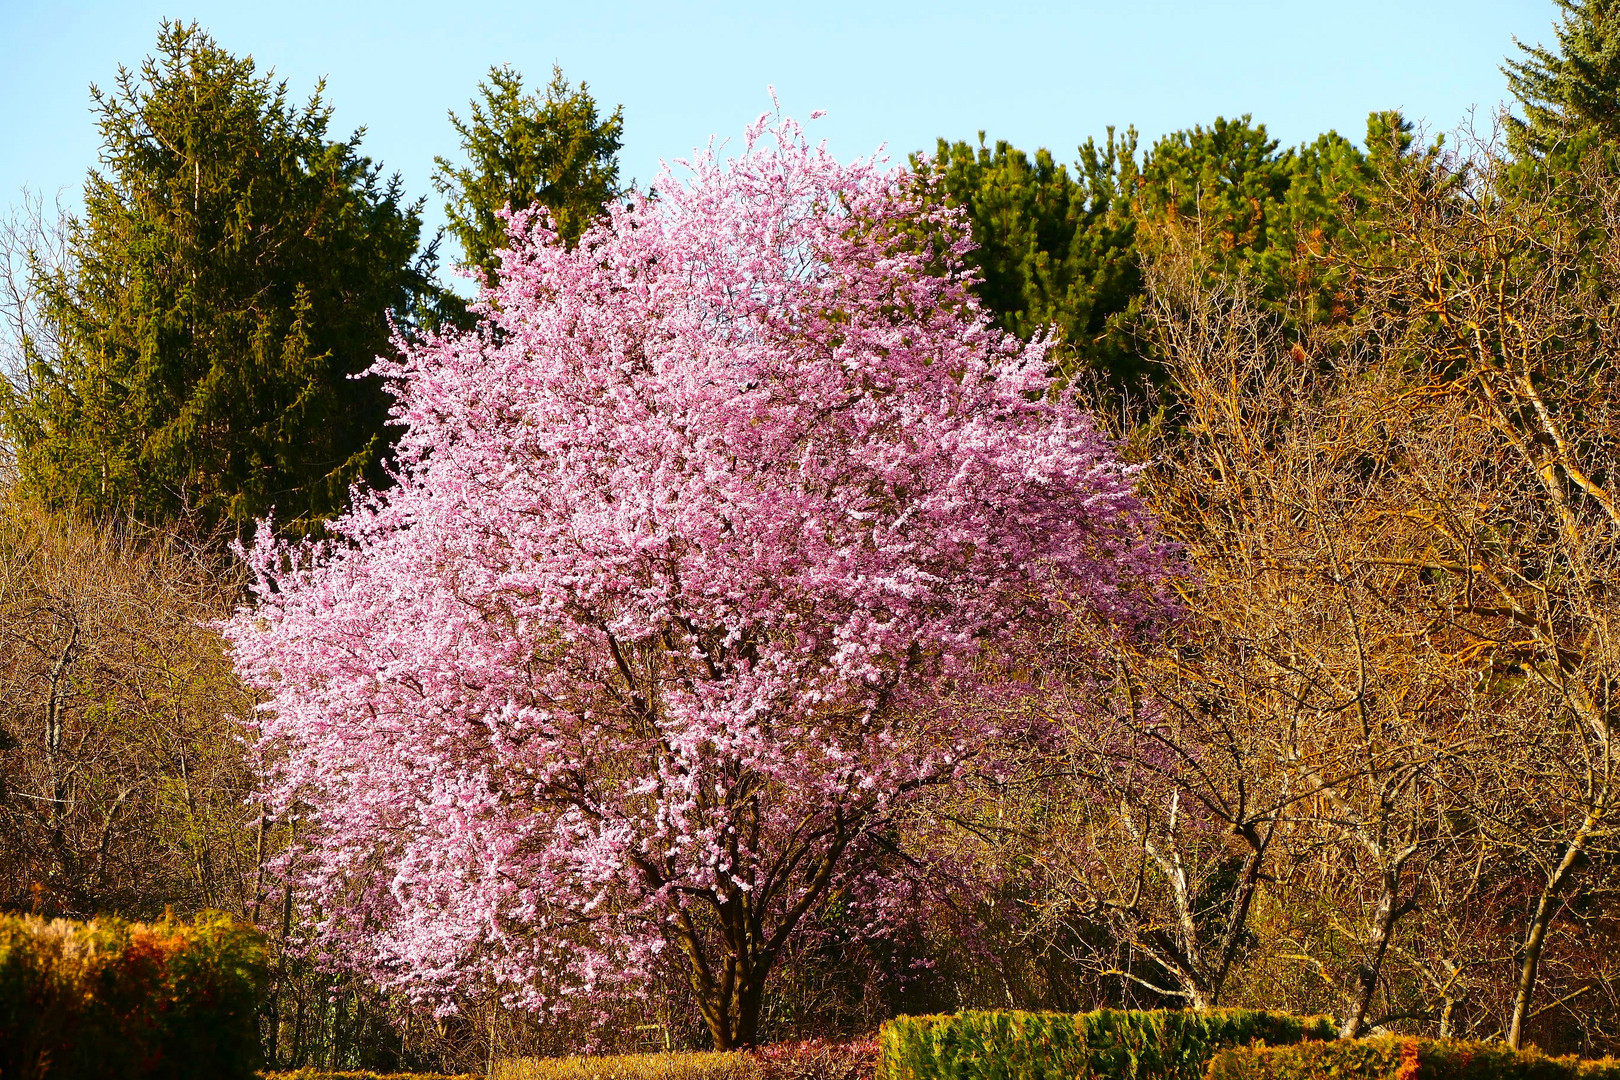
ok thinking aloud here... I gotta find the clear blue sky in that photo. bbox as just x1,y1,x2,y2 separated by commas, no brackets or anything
2,0,1557,277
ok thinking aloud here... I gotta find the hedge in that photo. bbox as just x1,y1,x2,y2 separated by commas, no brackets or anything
0,909,266,1080
1206,1036,1620,1080
876,1009,1336,1080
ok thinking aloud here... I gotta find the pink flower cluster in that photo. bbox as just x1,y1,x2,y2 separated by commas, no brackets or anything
226,110,1169,1016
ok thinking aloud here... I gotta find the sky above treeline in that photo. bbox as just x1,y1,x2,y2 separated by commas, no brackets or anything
3,0,1553,283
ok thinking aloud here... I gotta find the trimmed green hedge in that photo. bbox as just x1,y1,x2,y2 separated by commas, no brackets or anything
877,1009,1336,1080
1206,1036,1620,1080
0,910,266,1080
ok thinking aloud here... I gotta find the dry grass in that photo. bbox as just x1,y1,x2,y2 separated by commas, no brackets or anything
261,1073,481,1080
494,1039,877,1080
493,1052,758,1080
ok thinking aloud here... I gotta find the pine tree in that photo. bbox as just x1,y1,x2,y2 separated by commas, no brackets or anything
1137,115,1376,307
433,65,623,282
913,129,1143,382
1506,0,1620,157
5,21,441,533
916,116,1384,384
1138,115,1295,265
1138,114,1384,324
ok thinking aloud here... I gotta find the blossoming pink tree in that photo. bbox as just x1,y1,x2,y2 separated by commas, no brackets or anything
227,110,1170,1048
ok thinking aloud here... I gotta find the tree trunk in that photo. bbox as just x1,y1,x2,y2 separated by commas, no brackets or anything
43,627,78,861
1508,811,1599,1049
694,976,735,1050
733,977,765,1050
1209,816,1277,1006
693,954,768,1049
250,804,268,923
1340,866,1413,1038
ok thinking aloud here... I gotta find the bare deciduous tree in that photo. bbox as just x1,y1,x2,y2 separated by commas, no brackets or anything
0,498,259,917
0,190,70,403
1027,135,1620,1049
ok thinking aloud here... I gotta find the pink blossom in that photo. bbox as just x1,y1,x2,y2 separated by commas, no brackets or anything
226,110,1170,1046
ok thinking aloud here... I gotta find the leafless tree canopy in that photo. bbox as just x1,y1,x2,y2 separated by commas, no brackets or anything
0,498,259,917
0,190,71,403
995,138,1620,1054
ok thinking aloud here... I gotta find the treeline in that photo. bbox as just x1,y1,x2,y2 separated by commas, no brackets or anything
3,3,1620,1073
1,23,1411,535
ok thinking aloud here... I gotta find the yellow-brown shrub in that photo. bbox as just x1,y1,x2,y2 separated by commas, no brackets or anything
494,1039,878,1080
0,910,265,1079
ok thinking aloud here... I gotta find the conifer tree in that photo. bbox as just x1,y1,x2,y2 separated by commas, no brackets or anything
4,21,441,533
1139,114,1387,323
1138,115,1296,263
1506,0,1620,156
917,116,1385,384
433,65,623,281
914,130,1143,382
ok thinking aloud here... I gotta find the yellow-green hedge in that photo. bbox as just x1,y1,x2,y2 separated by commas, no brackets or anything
1206,1036,1620,1080
877,1009,1335,1080
0,910,266,1080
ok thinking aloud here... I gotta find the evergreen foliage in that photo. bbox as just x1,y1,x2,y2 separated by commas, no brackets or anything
1506,0,1620,156
1138,116,1295,267
918,115,1391,385
913,130,1143,381
3,21,441,533
433,64,623,280
1136,114,1390,320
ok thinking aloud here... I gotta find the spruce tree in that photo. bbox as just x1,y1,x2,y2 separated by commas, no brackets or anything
5,21,441,533
1506,0,1620,156
433,65,623,281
